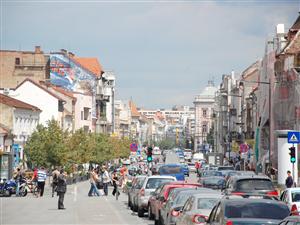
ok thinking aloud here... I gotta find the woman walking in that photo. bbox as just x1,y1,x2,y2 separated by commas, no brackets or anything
57,169,67,210
111,170,120,197
88,168,100,196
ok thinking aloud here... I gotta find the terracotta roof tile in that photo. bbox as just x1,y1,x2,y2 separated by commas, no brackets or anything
0,94,41,111
73,57,103,77
129,100,141,117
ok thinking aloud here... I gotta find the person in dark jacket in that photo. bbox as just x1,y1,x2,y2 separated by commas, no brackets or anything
285,170,294,188
56,169,67,210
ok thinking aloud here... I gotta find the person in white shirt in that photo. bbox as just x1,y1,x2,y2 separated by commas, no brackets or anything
101,166,111,196
37,167,47,197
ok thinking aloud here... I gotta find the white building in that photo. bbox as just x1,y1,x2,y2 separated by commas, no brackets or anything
0,93,41,167
73,92,94,132
11,78,65,127
194,81,217,152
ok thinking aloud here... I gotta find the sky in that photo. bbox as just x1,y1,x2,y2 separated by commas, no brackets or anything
1,0,299,109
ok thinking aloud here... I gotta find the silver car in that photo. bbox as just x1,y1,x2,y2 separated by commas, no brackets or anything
128,175,146,212
176,192,222,225
137,175,177,217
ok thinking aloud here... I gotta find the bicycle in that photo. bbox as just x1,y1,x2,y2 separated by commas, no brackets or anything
19,179,39,197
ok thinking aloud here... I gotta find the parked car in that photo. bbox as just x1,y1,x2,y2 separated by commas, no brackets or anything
206,198,290,225
159,164,185,181
162,188,215,225
280,188,300,213
137,175,176,217
224,175,278,197
149,182,202,225
200,176,226,190
176,191,222,225
278,216,300,225
128,175,146,211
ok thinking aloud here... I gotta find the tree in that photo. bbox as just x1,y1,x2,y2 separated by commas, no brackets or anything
157,138,176,150
24,119,67,168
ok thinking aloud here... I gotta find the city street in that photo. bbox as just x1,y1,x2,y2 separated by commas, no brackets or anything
1,181,154,225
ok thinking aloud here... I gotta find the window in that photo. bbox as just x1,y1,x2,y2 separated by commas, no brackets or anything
83,107,90,120
15,57,20,65
202,124,207,133
202,109,207,117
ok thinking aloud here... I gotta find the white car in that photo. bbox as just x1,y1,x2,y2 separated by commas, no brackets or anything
153,147,162,155
280,188,300,212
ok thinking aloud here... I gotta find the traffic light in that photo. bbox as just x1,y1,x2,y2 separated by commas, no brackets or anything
289,146,296,163
147,146,153,162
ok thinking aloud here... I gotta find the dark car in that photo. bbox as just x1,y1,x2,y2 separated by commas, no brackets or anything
279,216,300,225
200,176,226,190
206,198,290,225
224,175,278,197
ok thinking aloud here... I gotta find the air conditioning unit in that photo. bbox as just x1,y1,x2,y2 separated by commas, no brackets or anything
3,88,10,95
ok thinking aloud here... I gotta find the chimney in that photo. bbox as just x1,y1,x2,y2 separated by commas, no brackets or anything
35,46,41,53
68,52,75,57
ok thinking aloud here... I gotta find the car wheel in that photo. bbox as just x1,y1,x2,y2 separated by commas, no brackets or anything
138,207,144,217
4,190,11,197
148,205,154,220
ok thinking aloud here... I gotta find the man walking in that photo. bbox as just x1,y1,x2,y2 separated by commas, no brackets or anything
56,169,67,210
52,168,59,197
102,166,111,196
286,170,294,188
37,167,47,197
14,168,22,197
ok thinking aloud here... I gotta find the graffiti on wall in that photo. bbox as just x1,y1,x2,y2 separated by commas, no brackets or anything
50,54,96,92
50,54,97,118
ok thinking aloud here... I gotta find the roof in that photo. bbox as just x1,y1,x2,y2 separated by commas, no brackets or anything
73,57,103,77
197,81,218,99
0,123,10,134
39,81,77,100
129,100,141,117
0,93,41,111
15,78,65,101
291,15,300,31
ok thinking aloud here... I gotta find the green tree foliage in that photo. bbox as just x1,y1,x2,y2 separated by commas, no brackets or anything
157,138,176,150
24,119,131,168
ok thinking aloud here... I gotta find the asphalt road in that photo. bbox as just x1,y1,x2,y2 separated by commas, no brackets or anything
1,181,154,225
1,152,198,225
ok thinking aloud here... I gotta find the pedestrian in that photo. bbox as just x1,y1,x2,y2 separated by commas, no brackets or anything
111,170,120,196
56,169,67,210
88,168,100,196
52,168,60,197
101,166,110,196
195,161,200,176
37,167,47,197
285,170,294,188
31,167,38,185
14,168,22,197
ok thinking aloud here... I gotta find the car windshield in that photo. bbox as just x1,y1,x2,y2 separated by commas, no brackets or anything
292,191,300,202
203,171,222,177
145,178,173,189
159,166,182,174
197,198,219,209
236,179,274,191
225,202,289,219
203,178,224,185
